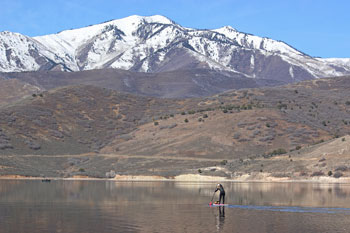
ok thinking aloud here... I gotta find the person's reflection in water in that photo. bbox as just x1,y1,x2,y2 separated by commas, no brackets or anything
216,206,225,231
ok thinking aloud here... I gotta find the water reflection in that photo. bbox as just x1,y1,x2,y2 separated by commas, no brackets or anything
227,182,350,208
1,181,350,211
215,207,225,232
1,181,350,233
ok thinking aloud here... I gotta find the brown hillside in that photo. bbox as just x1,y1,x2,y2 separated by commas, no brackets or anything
0,85,192,155
0,76,350,178
101,108,330,159
0,79,42,107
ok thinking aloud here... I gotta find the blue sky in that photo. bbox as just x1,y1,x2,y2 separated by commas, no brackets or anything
1,0,349,58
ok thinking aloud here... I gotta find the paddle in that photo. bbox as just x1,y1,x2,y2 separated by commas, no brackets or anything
209,191,216,205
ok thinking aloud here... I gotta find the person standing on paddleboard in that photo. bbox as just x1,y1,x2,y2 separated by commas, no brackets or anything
215,184,225,204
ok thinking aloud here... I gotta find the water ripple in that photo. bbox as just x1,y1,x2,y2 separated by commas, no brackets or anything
217,204,350,214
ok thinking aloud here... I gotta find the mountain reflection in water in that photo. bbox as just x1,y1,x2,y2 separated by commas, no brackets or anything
1,181,350,233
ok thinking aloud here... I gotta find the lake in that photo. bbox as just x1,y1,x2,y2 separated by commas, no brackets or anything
1,180,350,233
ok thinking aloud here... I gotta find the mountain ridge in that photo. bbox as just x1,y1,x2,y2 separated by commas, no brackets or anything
0,68,284,99
1,15,349,84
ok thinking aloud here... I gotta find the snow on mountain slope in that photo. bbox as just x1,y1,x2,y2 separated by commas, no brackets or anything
316,58,350,73
0,31,40,71
33,15,180,71
214,26,302,55
0,15,349,83
213,26,347,78
0,31,74,72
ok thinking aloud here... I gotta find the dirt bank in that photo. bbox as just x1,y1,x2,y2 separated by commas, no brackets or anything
1,173,350,183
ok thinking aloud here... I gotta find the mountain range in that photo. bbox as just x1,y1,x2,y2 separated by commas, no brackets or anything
1,15,350,85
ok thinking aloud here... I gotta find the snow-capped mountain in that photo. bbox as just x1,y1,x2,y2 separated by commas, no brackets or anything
1,15,349,83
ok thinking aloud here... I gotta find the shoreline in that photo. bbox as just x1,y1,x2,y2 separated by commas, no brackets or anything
1,174,350,184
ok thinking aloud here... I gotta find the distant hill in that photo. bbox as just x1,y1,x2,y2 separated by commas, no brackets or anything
0,68,283,99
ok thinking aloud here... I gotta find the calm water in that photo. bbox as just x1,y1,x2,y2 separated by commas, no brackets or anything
1,181,350,233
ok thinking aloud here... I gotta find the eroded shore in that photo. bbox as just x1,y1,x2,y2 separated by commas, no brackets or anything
1,173,350,183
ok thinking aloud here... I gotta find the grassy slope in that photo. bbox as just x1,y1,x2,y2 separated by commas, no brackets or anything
0,76,349,178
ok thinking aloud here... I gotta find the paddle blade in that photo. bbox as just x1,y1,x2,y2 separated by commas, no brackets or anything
209,202,212,205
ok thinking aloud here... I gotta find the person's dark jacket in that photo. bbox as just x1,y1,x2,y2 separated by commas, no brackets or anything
215,184,225,194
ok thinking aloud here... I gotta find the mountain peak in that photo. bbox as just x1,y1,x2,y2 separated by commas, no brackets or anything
108,15,174,26
218,25,237,32
140,15,175,24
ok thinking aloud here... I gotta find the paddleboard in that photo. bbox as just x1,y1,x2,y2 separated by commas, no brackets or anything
209,203,228,207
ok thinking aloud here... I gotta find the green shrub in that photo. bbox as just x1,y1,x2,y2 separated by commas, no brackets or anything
198,169,202,173
314,139,325,144
277,103,287,109
295,145,302,150
220,160,228,165
154,121,159,126
270,148,287,156
203,114,208,118
311,171,324,177
328,171,333,176
79,168,85,172
333,172,343,178
184,119,189,123
181,112,186,115
240,105,247,110
335,165,348,172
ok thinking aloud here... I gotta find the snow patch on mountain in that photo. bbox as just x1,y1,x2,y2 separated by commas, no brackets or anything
317,58,350,72
250,54,255,70
289,66,294,78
